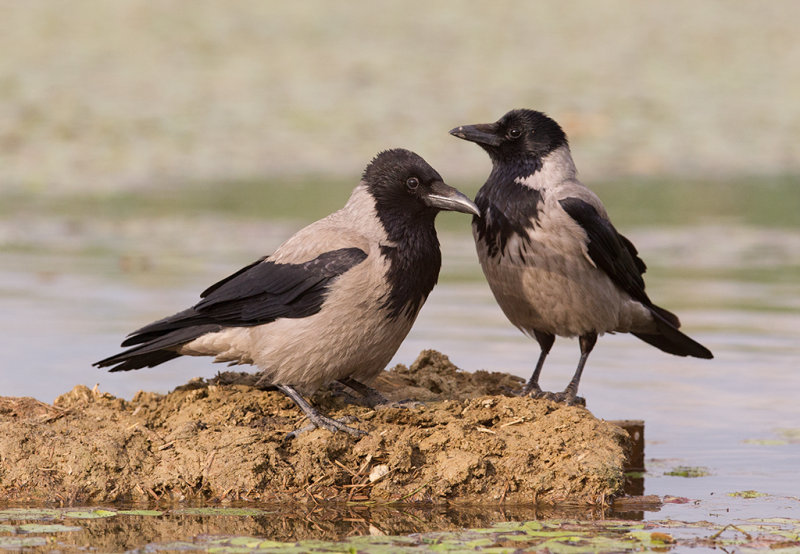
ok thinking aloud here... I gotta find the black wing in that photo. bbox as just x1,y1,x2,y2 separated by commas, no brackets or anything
560,197,713,359
94,247,367,371
124,246,369,343
558,197,650,306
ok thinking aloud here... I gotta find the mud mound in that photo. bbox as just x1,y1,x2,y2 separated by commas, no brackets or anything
0,350,629,505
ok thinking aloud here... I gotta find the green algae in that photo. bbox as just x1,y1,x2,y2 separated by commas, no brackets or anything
63,508,117,519
729,490,769,499
664,465,711,477
744,438,790,446
117,509,164,516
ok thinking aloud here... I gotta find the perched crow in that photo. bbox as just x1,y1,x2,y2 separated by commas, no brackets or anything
450,109,712,405
95,149,479,435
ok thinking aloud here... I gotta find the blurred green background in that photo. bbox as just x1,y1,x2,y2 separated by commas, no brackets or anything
1,1,798,212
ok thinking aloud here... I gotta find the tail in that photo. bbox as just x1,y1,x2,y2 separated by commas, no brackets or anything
632,304,713,359
93,308,221,372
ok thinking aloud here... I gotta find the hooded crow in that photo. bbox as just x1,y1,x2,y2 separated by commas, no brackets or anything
450,109,712,405
94,148,479,435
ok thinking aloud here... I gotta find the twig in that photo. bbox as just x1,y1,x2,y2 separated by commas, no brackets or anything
333,459,358,476
709,523,753,541
395,480,434,502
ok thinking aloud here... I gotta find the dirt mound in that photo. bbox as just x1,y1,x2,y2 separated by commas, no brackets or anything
0,350,630,505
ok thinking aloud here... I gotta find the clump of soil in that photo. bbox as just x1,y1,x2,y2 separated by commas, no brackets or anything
0,350,629,505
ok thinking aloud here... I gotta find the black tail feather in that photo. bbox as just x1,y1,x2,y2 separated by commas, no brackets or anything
649,304,681,329
633,305,713,359
120,308,203,347
104,350,183,372
94,324,221,372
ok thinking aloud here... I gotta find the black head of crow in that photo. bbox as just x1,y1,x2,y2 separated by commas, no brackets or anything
365,148,480,222
451,109,712,406
450,109,568,170
94,148,479,436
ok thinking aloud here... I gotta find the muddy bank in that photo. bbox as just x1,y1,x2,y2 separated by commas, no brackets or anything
0,351,630,505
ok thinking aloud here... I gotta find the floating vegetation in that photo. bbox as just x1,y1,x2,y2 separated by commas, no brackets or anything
744,438,790,446
728,490,769,499
776,429,800,443
62,509,117,519
664,466,711,478
1,506,799,552
117,509,164,516
173,508,273,517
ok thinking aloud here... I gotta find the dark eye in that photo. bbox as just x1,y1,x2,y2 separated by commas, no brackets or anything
507,128,522,139
406,177,420,190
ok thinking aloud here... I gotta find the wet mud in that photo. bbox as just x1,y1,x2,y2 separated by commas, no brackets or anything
0,350,630,505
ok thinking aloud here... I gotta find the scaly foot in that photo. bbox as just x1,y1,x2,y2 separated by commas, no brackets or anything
285,414,366,440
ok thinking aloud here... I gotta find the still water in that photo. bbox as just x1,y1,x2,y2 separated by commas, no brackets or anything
1,191,799,547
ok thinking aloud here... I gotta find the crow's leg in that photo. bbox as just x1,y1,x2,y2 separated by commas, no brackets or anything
547,332,597,406
337,377,391,407
276,384,366,438
522,331,555,396
338,377,422,409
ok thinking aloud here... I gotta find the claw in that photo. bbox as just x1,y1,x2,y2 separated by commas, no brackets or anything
522,388,586,407
285,414,366,440
276,384,367,438
521,383,543,396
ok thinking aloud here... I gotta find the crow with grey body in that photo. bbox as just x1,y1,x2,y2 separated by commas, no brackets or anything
451,109,712,405
95,148,479,435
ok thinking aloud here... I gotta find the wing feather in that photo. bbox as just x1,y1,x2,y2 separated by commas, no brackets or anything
95,247,368,371
558,197,650,306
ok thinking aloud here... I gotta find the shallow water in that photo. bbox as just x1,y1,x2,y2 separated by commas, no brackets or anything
2,189,800,549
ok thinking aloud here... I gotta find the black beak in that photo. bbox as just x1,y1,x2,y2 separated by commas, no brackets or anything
449,123,501,147
424,181,480,216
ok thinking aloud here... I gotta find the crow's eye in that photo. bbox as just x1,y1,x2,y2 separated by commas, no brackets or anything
507,128,522,139
406,177,420,190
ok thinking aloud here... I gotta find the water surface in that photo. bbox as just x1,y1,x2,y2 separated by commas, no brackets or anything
1,179,799,546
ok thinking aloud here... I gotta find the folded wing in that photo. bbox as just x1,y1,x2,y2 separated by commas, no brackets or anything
559,197,712,359
94,247,368,371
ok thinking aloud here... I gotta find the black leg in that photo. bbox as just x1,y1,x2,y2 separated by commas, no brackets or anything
522,331,555,396
275,384,366,438
338,377,423,409
337,377,390,408
560,331,597,405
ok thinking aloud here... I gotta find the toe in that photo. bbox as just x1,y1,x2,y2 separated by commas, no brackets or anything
286,414,366,439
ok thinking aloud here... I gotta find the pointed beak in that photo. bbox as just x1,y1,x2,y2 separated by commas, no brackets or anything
424,181,480,216
449,123,501,147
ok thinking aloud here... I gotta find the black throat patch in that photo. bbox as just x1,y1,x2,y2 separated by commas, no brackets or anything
473,160,544,258
376,213,442,320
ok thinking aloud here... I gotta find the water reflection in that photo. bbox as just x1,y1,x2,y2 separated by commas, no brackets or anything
0,502,647,550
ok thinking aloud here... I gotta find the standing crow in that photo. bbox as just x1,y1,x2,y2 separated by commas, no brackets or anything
95,148,479,435
450,109,712,405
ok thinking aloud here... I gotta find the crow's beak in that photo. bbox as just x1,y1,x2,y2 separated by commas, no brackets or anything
424,181,480,216
449,123,501,147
